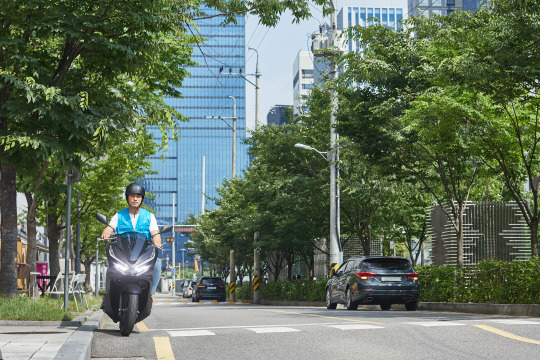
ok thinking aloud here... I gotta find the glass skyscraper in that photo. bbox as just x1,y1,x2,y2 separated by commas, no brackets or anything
143,9,247,264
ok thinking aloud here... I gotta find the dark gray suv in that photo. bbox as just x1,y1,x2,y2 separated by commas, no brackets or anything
192,276,226,302
326,256,420,311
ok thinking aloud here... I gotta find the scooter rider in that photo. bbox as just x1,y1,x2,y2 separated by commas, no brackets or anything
101,182,163,295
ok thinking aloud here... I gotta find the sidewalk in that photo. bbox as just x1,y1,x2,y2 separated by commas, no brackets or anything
0,309,102,360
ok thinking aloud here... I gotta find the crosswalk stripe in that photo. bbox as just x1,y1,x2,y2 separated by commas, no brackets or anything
246,327,300,333
406,322,466,327
327,324,384,330
168,330,215,337
486,319,540,325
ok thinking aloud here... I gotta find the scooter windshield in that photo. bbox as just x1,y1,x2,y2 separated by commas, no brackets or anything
115,232,149,262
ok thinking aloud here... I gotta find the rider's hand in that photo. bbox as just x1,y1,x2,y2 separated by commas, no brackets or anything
101,225,114,241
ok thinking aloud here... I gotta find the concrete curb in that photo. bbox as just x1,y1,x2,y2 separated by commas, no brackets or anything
241,299,540,317
0,319,83,326
419,302,540,317
53,310,104,360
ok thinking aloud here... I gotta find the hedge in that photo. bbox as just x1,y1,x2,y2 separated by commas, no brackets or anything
230,258,540,304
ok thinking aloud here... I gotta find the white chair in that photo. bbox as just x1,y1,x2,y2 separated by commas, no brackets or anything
48,273,80,311
73,274,89,310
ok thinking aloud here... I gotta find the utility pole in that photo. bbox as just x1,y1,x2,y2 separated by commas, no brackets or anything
312,0,343,276
247,47,262,302
204,96,237,178
248,47,261,130
204,97,237,300
329,0,343,273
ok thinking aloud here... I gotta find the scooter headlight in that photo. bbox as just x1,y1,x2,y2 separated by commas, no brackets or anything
134,264,150,275
109,247,129,275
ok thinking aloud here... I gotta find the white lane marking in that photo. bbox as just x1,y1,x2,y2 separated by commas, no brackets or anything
155,322,341,331
327,324,384,330
486,319,540,325
168,330,215,337
407,322,466,327
246,327,300,333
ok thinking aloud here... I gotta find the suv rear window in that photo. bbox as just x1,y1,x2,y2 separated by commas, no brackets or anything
202,278,224,286
363,258,412,271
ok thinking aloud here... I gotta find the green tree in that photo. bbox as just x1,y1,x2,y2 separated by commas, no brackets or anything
412,0,540,256
337,19,486,265
0,0,195,296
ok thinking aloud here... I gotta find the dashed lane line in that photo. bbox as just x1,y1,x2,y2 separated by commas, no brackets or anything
153,336,175,360
474,325,540,345
137,321,150,332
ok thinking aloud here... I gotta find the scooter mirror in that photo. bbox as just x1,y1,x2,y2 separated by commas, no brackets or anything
160,225,173,234
96,213,109,225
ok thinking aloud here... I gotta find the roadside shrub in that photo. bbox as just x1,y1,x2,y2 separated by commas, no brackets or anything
259,278,327,302
416,257,540,304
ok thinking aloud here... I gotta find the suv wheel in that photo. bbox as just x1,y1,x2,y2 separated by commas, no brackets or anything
326,288,337,309
405,300,418,311
345,288,358,310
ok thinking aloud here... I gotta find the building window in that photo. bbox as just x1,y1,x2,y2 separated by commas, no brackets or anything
302,83,314,90
301,69,313,78
446,0,455,5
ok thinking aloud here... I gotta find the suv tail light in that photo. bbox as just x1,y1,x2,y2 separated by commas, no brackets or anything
355,271,377,280
218,284,225,288
198,284,207,288
406,272,419,281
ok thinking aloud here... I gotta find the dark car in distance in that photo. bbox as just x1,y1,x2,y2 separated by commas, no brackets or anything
192,276,226,302
326,256,419,311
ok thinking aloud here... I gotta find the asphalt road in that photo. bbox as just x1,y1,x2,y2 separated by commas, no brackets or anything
91,295,540,360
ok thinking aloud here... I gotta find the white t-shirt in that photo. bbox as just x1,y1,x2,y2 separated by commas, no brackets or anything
108,211,159,232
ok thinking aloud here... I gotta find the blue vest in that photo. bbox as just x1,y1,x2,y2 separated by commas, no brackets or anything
117,208,152,239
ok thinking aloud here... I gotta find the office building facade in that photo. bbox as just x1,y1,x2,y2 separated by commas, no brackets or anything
143,9,248,264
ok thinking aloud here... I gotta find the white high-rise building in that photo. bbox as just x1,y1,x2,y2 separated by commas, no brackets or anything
292,51,315,113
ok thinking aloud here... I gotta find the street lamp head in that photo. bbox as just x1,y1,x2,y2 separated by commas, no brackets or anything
294,143,313,151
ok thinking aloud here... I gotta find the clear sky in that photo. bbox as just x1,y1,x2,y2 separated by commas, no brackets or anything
244,8,327,131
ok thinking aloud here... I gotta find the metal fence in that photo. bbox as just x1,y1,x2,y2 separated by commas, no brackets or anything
428,202,531,265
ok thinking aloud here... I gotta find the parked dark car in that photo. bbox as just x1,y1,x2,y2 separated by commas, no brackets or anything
326,256,419,311
192,276,226,302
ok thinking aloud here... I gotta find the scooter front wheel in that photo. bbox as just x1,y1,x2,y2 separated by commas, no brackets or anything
120,293,139,336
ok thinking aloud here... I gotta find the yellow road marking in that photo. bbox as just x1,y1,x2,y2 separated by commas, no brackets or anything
256,309,382,324
474,325,540,345
137,321,150,332
154,336,175,360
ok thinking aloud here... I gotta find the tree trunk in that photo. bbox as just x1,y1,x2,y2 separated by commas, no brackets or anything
24,193,38,271
0,164,19,297
24,192,39,297
46,211,63,276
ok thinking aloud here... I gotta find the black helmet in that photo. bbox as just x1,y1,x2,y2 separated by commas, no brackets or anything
125,183,145,203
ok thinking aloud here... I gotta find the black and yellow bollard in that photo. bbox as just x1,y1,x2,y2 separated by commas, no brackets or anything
330,262,339,278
